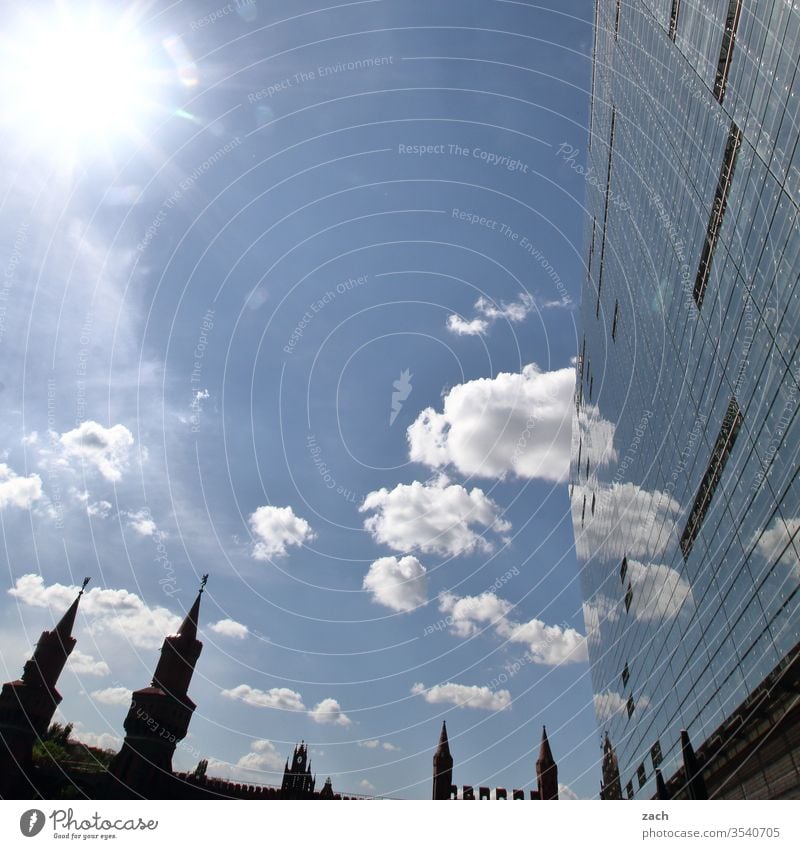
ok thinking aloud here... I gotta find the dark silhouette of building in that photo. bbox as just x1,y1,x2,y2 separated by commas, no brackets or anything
432,721,453,800
1,573,571,800
431,721,560,800
281,742,315,798
599,732,622,800
574,0,800,801
0,578,89,797
109,576,207,797
536,726,558,800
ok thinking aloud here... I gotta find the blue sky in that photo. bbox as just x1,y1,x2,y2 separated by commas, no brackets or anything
0,0,599,798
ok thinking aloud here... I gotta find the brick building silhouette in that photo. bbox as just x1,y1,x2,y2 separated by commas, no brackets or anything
1,576,567,800
431,720,560,800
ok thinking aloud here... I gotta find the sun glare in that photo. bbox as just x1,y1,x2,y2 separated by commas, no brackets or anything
3,9,156,157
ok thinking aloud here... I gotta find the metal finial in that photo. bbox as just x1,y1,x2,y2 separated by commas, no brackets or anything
200,573,209,593
80,577,91,594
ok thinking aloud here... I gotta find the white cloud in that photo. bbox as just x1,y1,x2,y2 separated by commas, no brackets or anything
70,729,122,751
407,365,575,482
90,686,132,705
438,591,587,665
358,740,399,751
126,509,157,537
447,315,488,336
360,475,510,557
363,556,427,612
411,681,511,711
0,463,43,510
59,421,134,482
559,783,579,800
754,517,800,574
209,618,249,639
359,779,376,793
594,690,650,722
310,698,351,726
446,292,563,337
67,649,110,676
498,617,589,664
221,684,305,712
206,739,284,781
627,559,693,622
248,504,315,559
439,591,513,638
87,500,112,518
8,573,181,650
575,482,682,563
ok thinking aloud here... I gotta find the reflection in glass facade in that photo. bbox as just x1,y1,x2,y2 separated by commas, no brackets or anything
573,1,800,798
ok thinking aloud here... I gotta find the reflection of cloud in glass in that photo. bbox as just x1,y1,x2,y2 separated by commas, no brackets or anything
575,482,682,562
627,559,693,622
753,517,800,577
593,690,649,722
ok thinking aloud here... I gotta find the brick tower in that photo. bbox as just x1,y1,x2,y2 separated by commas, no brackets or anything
109,576,207,797
432,720,454,799
536,725,558,800
0,577,89,795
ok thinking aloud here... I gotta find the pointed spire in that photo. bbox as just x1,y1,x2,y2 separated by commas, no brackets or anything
538,725,554,763
680,729,708,800
436,720,451,755
53,578,89,645
177,574,207,641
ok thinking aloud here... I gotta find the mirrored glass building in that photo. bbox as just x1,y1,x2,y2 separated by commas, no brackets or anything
573,1,800,798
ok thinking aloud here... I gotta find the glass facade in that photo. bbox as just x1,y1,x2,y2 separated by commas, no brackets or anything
573,1,800,798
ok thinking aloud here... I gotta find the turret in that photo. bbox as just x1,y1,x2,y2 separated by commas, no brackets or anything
0,577,89,796
281,741,315,798
536,725,558,800
432,720,454,799
109,576,208,797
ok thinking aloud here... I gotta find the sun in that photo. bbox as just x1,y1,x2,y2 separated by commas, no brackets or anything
2,7,158,159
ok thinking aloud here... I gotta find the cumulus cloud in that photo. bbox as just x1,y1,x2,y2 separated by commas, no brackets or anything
363,556,427,612
559,783,579,800
438,591,588,665
248,505,315,559
59,421,134,482
438,591,513,638
447,292,564,337
221,684,305,712
359,779,376,793
126,509,158,537
360,476,510,557
358,740,399,751
67,649,110,676
411,681,511,711
447,315,489,336
221,685,350,725
206,739,284,781
70,729,122,751
0,463,43,510
90,686,132,705
8,573,181,650
310,698,351,726
407,365,575,482
209,618,249,639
